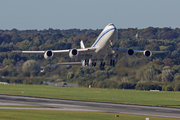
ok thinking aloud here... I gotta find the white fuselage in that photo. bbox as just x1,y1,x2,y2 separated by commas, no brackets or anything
91,23,117,60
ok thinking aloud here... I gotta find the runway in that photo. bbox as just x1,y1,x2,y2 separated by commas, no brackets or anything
0,94,180,119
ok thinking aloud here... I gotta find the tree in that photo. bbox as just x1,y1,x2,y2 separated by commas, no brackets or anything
84,67,95,75
139,27,158,39
161,66,174,82
162,31,178,40
67,72,74,80
22,60,40,75
165,84,173,91
8,52,21,62
145,43,160,51
163,58,174,67
174,83,180,91
95,71,107,81
2,58,15,66
119,40,136,48
75,67,84,77
1,34,12,43
142,68,157,82
173,73,180,82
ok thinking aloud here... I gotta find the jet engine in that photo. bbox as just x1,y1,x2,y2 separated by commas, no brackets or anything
127,49,134,56
69,49,79,58
44,50,54,60
143,50,152,57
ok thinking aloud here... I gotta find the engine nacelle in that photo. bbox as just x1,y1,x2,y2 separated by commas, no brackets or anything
143,50,152,57
69,49,79,58
127,49,134,56
44,50,54,60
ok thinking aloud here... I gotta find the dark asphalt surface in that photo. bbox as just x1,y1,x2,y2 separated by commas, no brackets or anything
0,94,180,118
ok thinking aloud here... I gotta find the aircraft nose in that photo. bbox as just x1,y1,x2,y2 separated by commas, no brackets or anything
109,23,114,27
108,23,117,30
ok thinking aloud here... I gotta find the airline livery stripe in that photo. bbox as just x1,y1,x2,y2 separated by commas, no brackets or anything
91,28,116,47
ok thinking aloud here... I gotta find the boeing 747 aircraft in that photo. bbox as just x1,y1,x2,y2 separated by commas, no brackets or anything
13,23,164,67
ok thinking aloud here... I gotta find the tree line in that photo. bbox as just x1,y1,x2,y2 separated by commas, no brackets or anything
0,26,180,91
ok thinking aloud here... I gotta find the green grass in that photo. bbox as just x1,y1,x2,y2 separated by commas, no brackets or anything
0,105,47,108
0,109,178,120
0,84,180,107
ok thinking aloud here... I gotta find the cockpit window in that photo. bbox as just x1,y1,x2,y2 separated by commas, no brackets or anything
109,23,114,26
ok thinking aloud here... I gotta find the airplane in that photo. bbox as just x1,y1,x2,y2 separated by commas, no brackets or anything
13,23,164,68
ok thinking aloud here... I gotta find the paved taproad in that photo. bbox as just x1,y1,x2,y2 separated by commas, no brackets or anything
0,95,180,119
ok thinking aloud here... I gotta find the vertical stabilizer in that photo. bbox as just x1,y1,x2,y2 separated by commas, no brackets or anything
80,40,85,49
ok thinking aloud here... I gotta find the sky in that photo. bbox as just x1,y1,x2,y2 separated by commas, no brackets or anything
0,0,180,30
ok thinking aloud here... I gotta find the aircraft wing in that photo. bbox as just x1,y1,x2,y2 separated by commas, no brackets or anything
12,47,96,59
112,47,164,57
113,47,164,53
12,50,45,54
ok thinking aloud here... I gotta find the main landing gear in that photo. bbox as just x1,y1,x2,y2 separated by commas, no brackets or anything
83,59,96,67
110,59,115,67
83,59,115,67
84,59,89,66
100,61,105,67
92,62,96,67
100,59,115,68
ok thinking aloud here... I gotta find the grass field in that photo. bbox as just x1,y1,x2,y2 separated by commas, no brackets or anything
0,109,178,120
0,84,180,107
0,105,47,108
